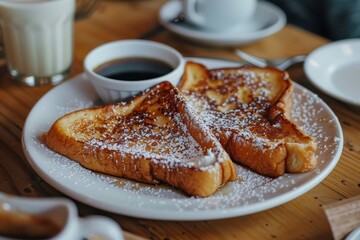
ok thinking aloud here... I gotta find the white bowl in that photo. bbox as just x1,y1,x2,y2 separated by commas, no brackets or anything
84,39,185,103
304,38,360,106
0,193,123,240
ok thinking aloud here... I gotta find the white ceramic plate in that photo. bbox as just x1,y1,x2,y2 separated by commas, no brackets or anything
304,38,360,106
159,1,286,46
22,58,343,221
346,227,360,240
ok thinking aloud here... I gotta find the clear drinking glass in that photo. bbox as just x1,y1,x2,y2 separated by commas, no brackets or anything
0,0,99,87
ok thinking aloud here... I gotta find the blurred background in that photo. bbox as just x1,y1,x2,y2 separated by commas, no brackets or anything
266,0,360,40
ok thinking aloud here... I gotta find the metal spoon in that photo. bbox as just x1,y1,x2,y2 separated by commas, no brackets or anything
235,49,307,70
170,13,185,24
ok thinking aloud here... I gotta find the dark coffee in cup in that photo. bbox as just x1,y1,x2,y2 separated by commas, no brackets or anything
94,57,173,81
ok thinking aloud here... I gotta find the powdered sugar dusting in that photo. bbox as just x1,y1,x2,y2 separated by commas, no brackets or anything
57,99,94,116
64,85,225,170
291,87,341,162
30,82,342,213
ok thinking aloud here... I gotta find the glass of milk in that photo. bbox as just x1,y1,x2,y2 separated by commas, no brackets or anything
0,0,75,86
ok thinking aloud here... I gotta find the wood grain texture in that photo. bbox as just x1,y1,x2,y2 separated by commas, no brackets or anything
0,0,359,239
324,195,360,240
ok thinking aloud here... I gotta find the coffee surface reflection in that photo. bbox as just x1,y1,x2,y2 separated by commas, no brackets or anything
94,57,174,81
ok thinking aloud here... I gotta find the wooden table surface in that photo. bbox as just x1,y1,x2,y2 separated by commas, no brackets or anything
1,1,359,239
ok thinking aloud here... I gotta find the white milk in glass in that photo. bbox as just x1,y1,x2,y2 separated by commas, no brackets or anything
0,0,75,86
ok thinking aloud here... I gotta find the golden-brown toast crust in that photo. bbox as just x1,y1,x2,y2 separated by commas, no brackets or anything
178,61,317,177
44,81,236,197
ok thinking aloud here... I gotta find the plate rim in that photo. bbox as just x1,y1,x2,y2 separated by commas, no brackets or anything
158,1,286,46
304,38,360,106
22,57,344,220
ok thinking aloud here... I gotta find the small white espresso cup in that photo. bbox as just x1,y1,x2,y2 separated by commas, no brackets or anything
182,0,258,32
84,39,185,103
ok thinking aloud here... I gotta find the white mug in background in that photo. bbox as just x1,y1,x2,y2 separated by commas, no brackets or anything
0,0,99,87
182,0,258,32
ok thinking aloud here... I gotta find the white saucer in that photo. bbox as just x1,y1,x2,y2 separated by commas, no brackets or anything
304,39,360,106
158,0,286,46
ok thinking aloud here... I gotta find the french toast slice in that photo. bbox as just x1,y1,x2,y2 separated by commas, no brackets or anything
178,61,316,177
44,81,237,197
